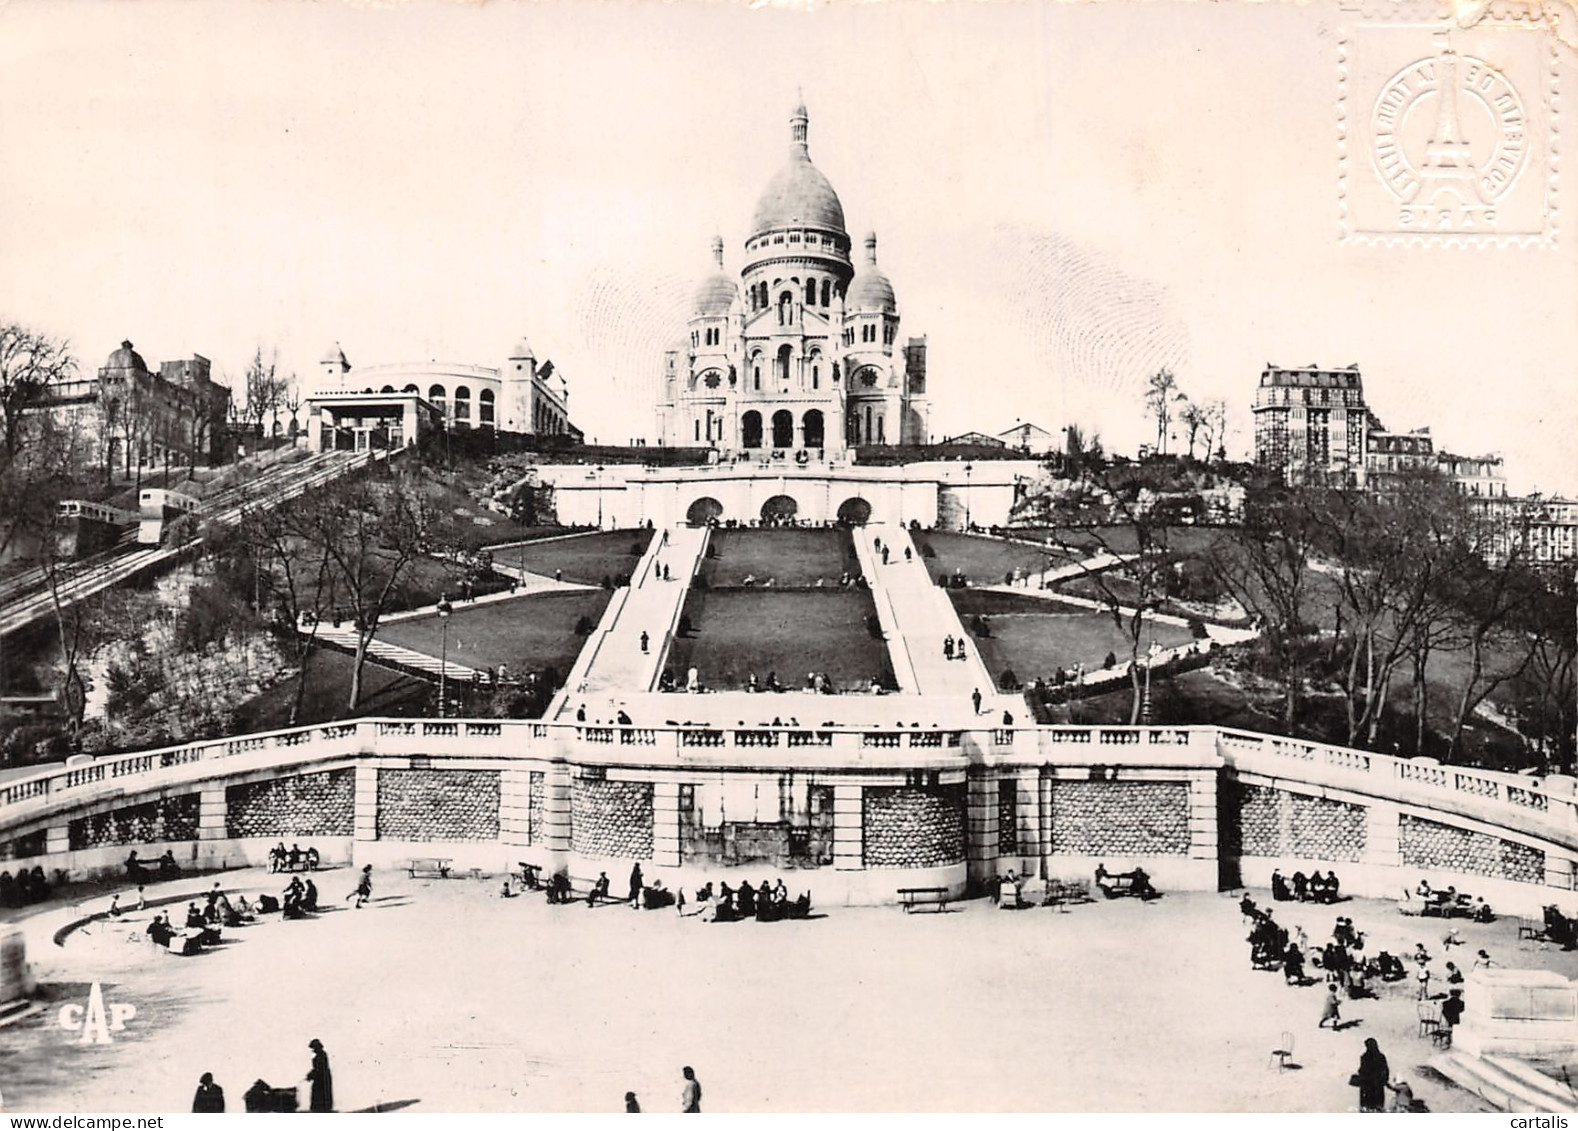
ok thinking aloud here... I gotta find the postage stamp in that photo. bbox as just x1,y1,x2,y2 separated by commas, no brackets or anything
1339,2,1559,247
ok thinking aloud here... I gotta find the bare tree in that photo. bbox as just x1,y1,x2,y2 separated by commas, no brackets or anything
1143,368,1180,456
1201,399,1228,463
243,347,288,438
296,466,438,711
1178,397,1205,460
0,322,81,558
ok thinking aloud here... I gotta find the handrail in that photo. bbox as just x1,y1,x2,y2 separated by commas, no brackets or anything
0,717,1570,855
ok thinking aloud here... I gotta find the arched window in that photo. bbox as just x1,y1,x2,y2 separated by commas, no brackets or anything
776,344,793,385
381,385,395,394
452,385,471,424
479,388,495,427
402,383,418,394
809,349,821,390
771,409,794,449
428,384,447,416
805,278,816,306
803,409,824,449
751,351,763,391
821,279,831,306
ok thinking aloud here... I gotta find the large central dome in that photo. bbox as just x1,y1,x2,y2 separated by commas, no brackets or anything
749,102,846,236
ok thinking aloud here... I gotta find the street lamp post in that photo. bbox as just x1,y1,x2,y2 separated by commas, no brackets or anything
963,462,973,531
437,597,453,718
596,465,606,529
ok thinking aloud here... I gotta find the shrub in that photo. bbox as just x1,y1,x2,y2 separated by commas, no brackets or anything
921,544,937,559
1188,617,1209,640
601,575,612,590
629,542,644,556
1000,668,1020,691
573,615,594,636
678,614,694,637
973,615,992,638
1103,651,1117,670
936,574,948,587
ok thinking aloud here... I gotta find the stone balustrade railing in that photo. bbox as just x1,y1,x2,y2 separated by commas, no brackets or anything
0,717,1572,854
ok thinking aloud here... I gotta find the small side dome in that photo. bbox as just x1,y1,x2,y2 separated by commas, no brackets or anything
846,232,896,314
691,235,738,317
320,343,350,369
106,339,148,372
510,337,536,360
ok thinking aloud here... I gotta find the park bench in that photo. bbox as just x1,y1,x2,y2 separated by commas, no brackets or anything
567,876,624,905
516,861,546,890
897,886,950,913
1095,871,1158,901
406,857,453,879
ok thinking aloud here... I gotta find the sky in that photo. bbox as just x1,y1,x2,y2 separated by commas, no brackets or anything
0,0,1573,493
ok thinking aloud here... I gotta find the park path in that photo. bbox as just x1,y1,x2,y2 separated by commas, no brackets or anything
563,525,709,702
851,525,998,709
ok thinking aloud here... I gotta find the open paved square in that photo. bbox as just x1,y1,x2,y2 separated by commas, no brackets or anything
8,871,1568,1113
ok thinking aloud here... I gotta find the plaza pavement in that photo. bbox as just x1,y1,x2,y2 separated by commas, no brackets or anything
6,868,1567,1113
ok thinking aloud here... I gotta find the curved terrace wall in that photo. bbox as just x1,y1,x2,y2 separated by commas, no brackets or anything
0,719,1571,911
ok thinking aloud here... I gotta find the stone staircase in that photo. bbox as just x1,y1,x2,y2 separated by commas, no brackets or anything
1431,1050,1578,1113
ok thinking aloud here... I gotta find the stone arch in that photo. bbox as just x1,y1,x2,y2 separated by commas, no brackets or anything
836,497,873,526
402,383,419,394
760,495,799,523
686,497,724,526
741,410,763,449
771,409,794,449
381,385,395,394
803,409,825,449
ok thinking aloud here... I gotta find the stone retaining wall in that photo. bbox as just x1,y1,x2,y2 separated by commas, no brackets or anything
1236,784,1367,862
226,769,356,839
863,785,966,868
1047,780,1189,856
571,779,653,859
1400,814,1545,885
69,794,200,851
376,769,501,842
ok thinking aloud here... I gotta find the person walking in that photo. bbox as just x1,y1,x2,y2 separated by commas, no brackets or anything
640,630,650,654
1352,1038,1389,1112
307,1039,333,1113
680,1066,702,1113
625,1092,641,1113
347,865,373,909
1318,982,1342,1029
971,687,982,715
943,635,954,660
629,862,644,908
192,1072,225,1113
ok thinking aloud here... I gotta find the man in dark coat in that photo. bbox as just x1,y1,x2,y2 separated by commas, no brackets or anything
628,863,644,907
307,1039,333,1112
1354,1037,1389,1112
192,1073,225,1113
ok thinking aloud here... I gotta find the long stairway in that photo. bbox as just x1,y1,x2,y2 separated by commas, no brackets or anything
850,524,999,706
563,526,709,702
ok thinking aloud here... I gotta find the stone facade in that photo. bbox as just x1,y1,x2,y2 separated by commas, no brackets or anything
69,794,200,851
1235,784,1367,862
571,779,654,859
863,785,966,868
998,778,1018,855
226,770,355,839
528,771,546,846
376,770,501,842
1400,814,1546,885
1047,780,1190,856
1,830,46,862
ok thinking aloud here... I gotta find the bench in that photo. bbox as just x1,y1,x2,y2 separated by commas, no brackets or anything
898,887,950,913
406,857,452,879
1096,872,1158,901
565,876,623,905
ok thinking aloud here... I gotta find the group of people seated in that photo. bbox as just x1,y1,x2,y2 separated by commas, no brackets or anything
268,843,321,873
125,850,183,883
700,878,812,923
1271,868,1342,903
281,875,320,919
1541,904,1578,950
1414,879,1494,922
0,866,50,907
1093,863,1159,900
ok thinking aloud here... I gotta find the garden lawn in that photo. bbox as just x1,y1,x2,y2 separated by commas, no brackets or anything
912,532,1079,585
949,590,1195,687
665,589,895,692
378,590,611,676
699,529,856,587
498,529,652,585
232,647,434,732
